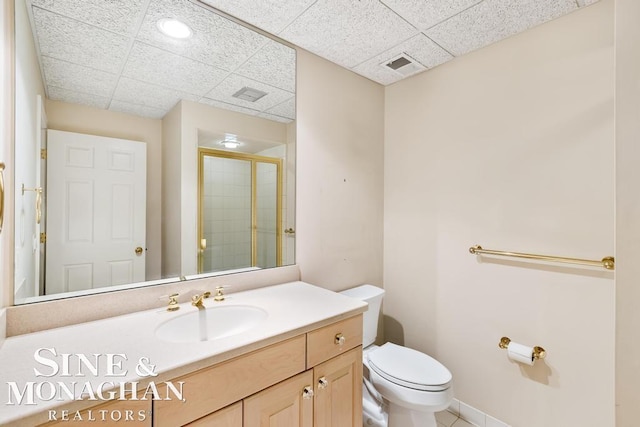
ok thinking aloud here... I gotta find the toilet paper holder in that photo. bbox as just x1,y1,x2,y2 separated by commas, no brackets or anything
498,337,546,360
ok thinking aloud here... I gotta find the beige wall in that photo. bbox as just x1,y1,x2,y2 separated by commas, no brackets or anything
614,0,640,425
295,49,385,291
45,100,163,280
384,2,614,426
160,102,182,278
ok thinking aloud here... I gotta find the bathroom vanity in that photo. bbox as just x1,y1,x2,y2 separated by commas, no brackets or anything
0,282,366,426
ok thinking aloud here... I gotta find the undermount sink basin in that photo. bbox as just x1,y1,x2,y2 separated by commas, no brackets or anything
155,305,268,343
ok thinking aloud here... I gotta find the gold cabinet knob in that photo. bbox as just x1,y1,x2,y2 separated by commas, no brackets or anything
302,386,314,399
135,247,144,255
318,377,328,389
334,333,345,346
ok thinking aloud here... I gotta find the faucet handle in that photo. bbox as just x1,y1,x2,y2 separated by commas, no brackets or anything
191,291,212,307
167,293,180,311
214,286,226,302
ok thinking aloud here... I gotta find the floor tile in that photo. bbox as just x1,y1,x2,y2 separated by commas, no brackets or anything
436,410,459,427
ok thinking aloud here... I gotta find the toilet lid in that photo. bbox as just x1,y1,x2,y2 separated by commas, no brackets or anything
367,343,452,392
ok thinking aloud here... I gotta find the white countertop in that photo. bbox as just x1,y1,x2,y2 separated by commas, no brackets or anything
0,281,367,426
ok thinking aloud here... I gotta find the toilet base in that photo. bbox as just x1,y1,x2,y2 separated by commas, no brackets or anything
388,402,437,427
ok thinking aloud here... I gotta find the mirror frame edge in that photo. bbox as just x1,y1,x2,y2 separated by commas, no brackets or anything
2,0,16,309
9,0,298,307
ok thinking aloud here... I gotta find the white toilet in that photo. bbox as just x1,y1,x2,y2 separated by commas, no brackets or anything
340,285,453,427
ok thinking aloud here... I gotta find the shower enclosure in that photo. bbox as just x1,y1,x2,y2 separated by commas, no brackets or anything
198,148,282,274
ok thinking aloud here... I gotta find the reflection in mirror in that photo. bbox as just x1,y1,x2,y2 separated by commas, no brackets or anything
198,148,283,274
14,0,296,304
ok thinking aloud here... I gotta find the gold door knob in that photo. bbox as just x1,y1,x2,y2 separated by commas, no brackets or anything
334,333,345,346
302,386,314,399
135,247,144,256
318,377,328,389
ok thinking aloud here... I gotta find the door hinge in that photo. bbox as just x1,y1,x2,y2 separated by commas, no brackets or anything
40,149,47,159
40,232,46,243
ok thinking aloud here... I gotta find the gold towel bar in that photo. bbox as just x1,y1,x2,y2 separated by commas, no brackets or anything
469,245,615,271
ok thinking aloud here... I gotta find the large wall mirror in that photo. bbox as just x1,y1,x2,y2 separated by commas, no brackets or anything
14,0,296,304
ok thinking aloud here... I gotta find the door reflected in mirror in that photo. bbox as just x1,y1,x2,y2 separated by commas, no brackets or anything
13,0,296,304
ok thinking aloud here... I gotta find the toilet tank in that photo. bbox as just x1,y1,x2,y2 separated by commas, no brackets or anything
340,284,385,347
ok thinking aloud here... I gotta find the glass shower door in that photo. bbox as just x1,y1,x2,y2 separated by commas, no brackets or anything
199,149,282,274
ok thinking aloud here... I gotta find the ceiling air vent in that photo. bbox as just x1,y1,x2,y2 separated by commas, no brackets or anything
381,53,426,77
232,86,268,102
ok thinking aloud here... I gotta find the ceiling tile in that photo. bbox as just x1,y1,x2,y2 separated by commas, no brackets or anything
47,86,110,110
264,96,295,120
425,0,578,57
112,77,199,112
577,0,600,5
380,0,482,31
29,0,146,35
199,97,262,117
121,42,229,96
235,39,296,93
32,7,131,74
279,0,418,69
258,112,293,124
204,74,294,112
198,0,317,35
109,100,166,119
135,0,269,70
41,56,118,98
353,34,453,85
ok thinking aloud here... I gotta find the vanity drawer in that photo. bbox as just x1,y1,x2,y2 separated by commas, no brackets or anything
306,314,362,367
154,335,306,427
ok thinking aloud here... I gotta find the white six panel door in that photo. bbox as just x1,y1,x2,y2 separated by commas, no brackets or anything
46,130,146,294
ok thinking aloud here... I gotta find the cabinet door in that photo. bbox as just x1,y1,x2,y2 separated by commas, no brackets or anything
185,402,242,427
313,346,363,427
244,371,313,427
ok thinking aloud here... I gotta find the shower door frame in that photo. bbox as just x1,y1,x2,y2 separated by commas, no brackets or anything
197,147,283,274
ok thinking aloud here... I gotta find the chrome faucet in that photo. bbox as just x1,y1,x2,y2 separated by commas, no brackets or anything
191,291,211,307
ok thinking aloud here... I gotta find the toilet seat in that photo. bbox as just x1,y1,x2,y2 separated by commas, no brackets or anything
367,343,452,392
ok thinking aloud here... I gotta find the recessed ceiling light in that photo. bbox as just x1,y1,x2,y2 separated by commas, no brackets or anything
157,18,192,39
219,134,241,149
220,140,240,149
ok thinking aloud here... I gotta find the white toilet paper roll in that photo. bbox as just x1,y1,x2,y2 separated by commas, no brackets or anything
507,342,535,366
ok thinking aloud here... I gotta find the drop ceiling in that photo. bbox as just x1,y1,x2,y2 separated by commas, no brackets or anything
24,0,296,122
203,0,599,85
24,0,600,122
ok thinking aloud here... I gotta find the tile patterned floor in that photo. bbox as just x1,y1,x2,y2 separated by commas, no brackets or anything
436,410,476,427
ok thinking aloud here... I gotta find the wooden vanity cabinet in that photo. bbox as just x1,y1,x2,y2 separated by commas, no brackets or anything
155,315,363,427
244,371,314,427
185,402,242,427
39,315,363,426
313,347,363,427
154,335,307,427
